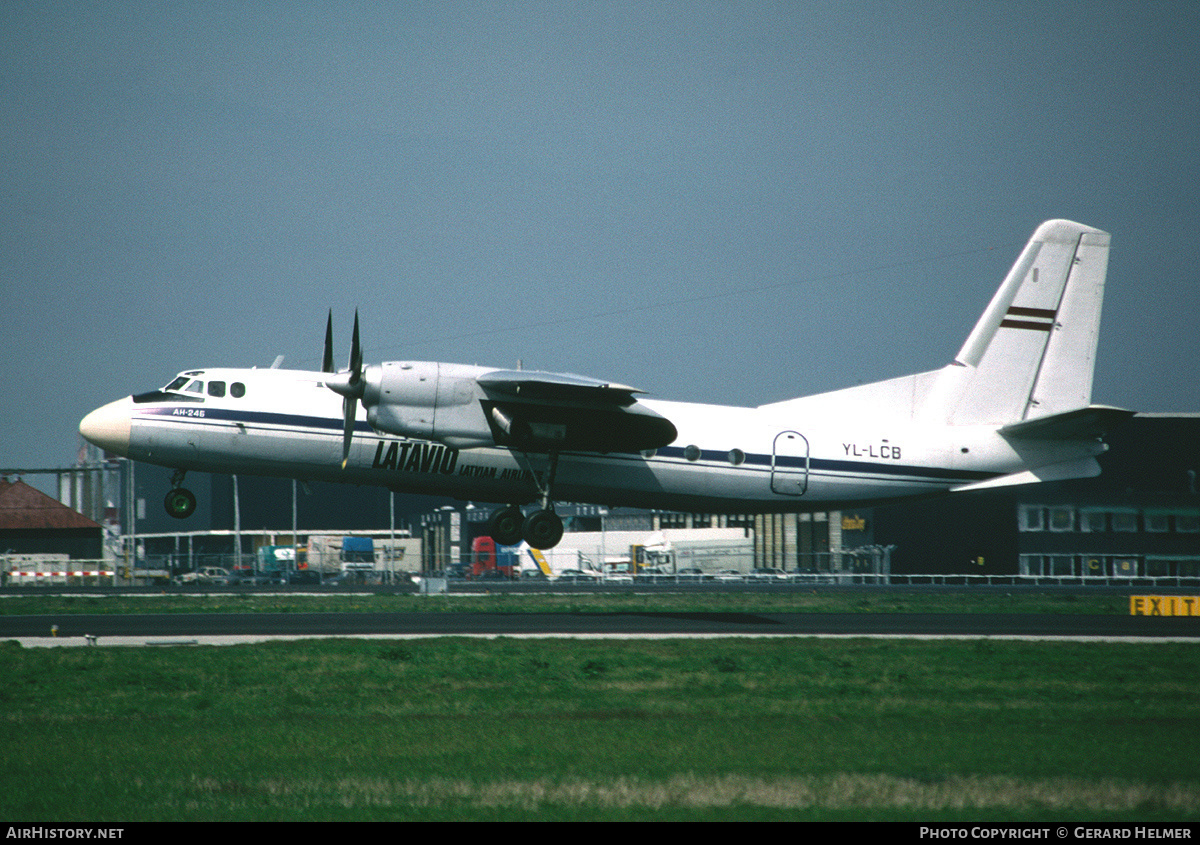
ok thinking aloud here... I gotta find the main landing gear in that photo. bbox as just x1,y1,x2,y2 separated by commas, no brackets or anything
486,504,564,549
486,453,565,549
164,469,197,520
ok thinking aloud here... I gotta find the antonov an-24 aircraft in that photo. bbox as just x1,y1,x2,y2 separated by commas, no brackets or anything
80,219,1132,549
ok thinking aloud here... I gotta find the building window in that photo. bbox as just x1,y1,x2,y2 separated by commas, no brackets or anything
1048,507,1075,532
1146,558,1172,578
1018,554,1043,576
1111,511,1139,532
1111,557,1139,577
1174,512,1200,533
1145,512,1171,533
1048,555,1074,576
658,512,687,529
1018,506,1044,531
1179,559,1200,578
1079,510,1107,532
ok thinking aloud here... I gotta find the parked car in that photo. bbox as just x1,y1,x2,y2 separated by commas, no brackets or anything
176,567,232,585
555,569,601,583
635,566,672,583
748,568,789,581
477,568,513,581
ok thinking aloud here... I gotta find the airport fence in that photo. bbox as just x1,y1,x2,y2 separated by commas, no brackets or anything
4,555,1200,589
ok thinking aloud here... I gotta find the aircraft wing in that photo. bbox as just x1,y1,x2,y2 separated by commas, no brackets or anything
476,369,676,453
999,405,1135,441
477,370,645,405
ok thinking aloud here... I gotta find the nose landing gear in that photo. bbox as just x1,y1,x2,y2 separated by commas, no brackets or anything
164,470,197,519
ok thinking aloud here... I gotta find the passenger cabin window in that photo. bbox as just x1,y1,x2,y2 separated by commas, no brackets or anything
230,382,246,398
208,381,226,398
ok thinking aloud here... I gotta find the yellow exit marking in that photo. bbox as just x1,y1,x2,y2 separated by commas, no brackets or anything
1130,596,1200,616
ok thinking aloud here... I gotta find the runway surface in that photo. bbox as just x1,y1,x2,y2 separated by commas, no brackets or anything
5,610,1200,646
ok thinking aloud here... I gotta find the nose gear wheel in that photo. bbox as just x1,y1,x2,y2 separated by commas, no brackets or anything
164,487,196,519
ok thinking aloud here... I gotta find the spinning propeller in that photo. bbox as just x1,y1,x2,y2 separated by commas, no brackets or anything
324,310,365,468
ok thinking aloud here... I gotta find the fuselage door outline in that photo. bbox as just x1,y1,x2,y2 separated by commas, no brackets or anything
770,430,809,496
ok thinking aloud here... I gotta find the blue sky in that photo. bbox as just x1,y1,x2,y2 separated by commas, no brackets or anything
3,1,1198,491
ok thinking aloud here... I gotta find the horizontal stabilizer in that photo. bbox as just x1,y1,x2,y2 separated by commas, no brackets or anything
951,456,1102,493
999,405,1134,441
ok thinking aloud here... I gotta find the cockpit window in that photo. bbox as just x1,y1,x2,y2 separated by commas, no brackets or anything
135,375,207,405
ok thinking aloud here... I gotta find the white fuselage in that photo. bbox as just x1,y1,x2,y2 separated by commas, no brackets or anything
78,220,1121,523
83,365,1097,514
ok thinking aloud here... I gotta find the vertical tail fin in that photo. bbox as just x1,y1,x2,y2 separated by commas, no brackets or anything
937,219,1110,426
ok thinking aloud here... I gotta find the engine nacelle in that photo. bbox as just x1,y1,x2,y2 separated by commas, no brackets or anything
363,361,496,448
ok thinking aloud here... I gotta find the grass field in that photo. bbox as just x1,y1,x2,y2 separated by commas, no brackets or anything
2,633,1197,821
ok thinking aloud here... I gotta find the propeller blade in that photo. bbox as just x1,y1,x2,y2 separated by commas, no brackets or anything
322,310,335,374
341,396,357,469
328,310,365,469
349,310,362,383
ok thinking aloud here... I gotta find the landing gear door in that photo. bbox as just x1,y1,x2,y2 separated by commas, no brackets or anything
771,430,809,496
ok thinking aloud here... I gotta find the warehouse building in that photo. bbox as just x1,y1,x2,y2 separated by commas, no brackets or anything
0,478,104,569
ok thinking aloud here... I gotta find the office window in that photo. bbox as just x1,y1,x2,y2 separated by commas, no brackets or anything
1049,555,1074,576
1145,512,1171,533
1111,557,1139,577
1174,512,1200,533
659,513,687,529
1018,506,1044,531
1112,511,1139,532
1048,507,1075,532
1146,558,1172,578
1179,559,1200,578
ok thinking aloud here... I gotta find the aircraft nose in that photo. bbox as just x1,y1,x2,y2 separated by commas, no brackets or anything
79,398,133,457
